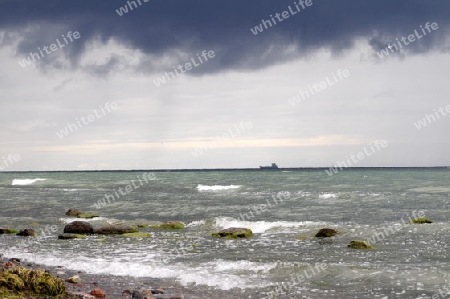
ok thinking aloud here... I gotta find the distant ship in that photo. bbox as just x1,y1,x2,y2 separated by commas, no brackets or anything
259,163,279,170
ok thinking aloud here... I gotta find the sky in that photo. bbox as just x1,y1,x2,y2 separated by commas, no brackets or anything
0,0,449,171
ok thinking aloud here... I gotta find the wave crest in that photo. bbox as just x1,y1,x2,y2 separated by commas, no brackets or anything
12,178,47,186
197,184,241,191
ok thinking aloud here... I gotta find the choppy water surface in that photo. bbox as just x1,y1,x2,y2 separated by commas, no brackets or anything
1,169,450,298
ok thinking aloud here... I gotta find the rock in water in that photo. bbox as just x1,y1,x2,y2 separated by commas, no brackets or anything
94,225,138,235
409,217,433,224
64,221,94,234
77,213,100,219
17,229,37,236
65,208,81,216
212,227,253,239
58,233,86,239
0,228,19,234
315,228,339,238
347,240,375,249
157,221,185,229
121,232,152,238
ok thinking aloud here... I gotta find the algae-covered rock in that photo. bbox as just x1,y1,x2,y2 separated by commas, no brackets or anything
58,233,86,240
315,228,338,238
121,232,152,238
347,240,375,249
136,223,150,228
66,208,99,219
0,228,19,234
94,225,138,235
16,229,37,237
410,217,433,224
0,266,66,297
64,221,94,234
0,271,25,291
77,213,99,219
212,227,253,239
152,221,185,229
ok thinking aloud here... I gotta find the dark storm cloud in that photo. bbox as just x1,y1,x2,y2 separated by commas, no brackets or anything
1,0,449,73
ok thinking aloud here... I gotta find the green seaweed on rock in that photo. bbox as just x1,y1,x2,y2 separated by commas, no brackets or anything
0,266,66,298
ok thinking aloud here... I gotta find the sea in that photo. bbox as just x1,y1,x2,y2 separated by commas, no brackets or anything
0,168,449,299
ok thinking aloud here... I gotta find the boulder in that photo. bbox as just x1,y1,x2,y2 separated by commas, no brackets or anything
17,229,37,236
58,233,86,240
212,227,253,239
0,228,19,234
65,208,81,216
63,221,94,234
315,228,338,238
410,217,433,224
347,240,375,249
94,225,138,235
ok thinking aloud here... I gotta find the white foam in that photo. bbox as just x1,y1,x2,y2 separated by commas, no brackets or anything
197,184,241,191
213,217,325,234
319,193,337,199
7,251,274,290
185,219,206,227
58,216,110,223
12,178,47,186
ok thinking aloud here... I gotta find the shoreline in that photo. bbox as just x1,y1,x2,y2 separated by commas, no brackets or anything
0,255,228,299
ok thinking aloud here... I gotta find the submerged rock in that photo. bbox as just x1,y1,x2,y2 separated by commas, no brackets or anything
121,232,152,238
347,240,375,249
0,228,19,234
77,213,100,219
410,217,433,224
315,228,339,238
64,221,94,234
58,233,86,240
16,229,37,237
152,221,185,229
94,225,138,235
66,208,99,219
212,227,253,239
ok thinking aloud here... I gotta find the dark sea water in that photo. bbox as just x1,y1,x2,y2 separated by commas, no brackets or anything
0,168,450,298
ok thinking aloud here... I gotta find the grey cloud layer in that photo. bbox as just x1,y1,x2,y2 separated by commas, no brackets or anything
1,0,449,74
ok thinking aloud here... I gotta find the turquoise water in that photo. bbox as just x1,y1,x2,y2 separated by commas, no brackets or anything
0,169,449,298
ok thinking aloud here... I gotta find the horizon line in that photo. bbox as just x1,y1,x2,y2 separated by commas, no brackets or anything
1,166,450,173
